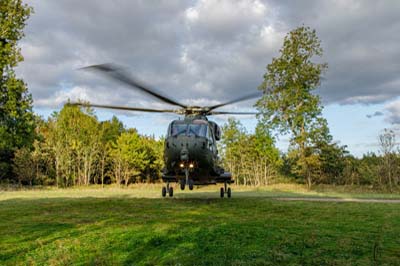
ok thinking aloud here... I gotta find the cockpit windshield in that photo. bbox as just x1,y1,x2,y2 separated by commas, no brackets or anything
187,124,208,137
170,121,209,138
171,124,187,136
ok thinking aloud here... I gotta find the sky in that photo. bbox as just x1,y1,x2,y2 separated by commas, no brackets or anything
16,0,400,157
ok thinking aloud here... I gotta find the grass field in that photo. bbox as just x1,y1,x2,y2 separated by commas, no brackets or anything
1,185,400,265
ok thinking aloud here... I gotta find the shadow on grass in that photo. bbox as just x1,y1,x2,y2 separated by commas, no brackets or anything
0,195,400,265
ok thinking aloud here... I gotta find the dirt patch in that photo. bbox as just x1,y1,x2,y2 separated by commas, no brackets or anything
276,197,400,203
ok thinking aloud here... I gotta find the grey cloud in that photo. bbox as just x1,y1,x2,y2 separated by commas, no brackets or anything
385,100,400,124
366,111,384,119
270,0,400,105
15,0,400,114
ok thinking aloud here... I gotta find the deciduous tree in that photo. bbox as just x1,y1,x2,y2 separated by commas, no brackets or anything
256,26,328,188
1,0,35,180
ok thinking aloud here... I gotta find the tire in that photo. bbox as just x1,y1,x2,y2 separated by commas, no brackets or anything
189,180,194,190
180,181,185,190
162,187,166,197
220,187,224,198
168,187,174,197
227,187,231,198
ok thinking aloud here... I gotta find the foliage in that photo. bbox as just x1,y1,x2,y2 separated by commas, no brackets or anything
12,147,35,185
256,26,328,144
111,130,149,186
220,118,281,185
49,104,100,186
14,104,165,187
0,0,35,180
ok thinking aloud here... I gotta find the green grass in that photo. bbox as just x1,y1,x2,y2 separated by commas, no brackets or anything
0,186,399,265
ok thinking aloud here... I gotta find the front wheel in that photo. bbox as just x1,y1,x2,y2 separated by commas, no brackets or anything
227,187,231,198
220,187,224,198
162,187,167,197
168,187,174,197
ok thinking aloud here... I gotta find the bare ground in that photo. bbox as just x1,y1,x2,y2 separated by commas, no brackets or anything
276,197,400,203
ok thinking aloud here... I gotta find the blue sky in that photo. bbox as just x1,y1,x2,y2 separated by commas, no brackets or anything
20,0,400,157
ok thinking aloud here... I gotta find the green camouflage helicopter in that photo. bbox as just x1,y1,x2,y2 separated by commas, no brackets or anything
74,64,259,198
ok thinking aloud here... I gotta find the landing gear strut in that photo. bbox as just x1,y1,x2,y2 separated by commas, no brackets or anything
220,181,231,198
180,168,194,190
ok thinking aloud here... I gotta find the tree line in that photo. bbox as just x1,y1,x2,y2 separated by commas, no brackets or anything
1,1,399,190
219,118,400,190
11,105,164,187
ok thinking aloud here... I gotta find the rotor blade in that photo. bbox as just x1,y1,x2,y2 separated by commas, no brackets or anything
71,102,179,114
81,63,187,108
206,92,262,111
209,111,259,115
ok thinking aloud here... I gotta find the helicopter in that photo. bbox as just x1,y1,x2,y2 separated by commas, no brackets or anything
73,64,260,198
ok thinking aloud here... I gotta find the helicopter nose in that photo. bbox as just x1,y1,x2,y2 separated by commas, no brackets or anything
180,147,189,161
171,136,206,160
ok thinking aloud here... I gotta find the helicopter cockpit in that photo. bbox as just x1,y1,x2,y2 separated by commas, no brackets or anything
168,120,213,140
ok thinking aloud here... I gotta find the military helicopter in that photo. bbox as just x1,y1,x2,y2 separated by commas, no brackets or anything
74,64,260,198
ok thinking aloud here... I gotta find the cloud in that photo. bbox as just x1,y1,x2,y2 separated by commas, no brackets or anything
270,0,400,105
384,100,400,124
366,111,384,119
14,0,400,114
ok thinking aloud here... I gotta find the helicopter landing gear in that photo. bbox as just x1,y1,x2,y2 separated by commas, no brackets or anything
220,181,231,198
188,179,194,190
185,168,189,188
162,182,173,197
180,168,194,190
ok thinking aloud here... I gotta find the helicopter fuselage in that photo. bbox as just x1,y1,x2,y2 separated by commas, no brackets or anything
162,115,228,185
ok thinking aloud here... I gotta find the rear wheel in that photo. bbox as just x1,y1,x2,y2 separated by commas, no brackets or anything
162,187,167,197
220,187,224,198
227,187,231,198
168,187,174,197
189,179,194,190
180,180,185,190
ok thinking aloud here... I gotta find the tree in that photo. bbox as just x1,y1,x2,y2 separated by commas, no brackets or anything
220,118,280,186
98,116,124,186
220,118,246,184
378,129,398,190
1,0,35,180
12,147,35,186
256,26,328,188
49,104,100,187
111,130,149,186
140,135,164,183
